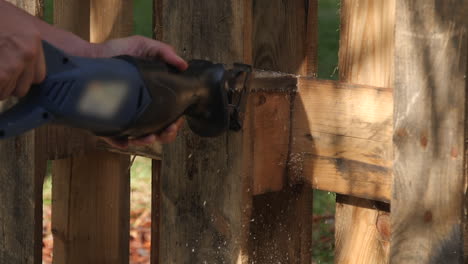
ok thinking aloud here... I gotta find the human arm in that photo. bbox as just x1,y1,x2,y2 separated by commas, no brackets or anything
0,0,187,146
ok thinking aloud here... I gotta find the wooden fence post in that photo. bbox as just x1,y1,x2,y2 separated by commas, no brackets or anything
248,1,317,263
391,0,468,263
154,0,316,262
0,2,45,264
334,0,395,263
51,0,132,263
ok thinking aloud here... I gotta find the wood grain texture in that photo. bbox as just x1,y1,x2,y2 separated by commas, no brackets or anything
292,79,392,202
335,196,390,263
54,0,89,39
156,0,252,263
335,0,395,263
391,0,468,263
5,0,42,16
0,2,45,263
252,0,317,75
51,1,132,263
246,1,316,263
339,0,395,88
151,160,161,264
0,133,46,264
250,91,291,194
52,151,130,264
90,0,133,43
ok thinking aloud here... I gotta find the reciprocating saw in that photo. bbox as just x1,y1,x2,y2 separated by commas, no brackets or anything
0,41,250,140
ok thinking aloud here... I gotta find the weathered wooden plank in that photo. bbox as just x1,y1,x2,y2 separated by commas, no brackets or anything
248,1,316,261
51,0,132,263
0,133,46,264
338,0,395,88
52,150,130,263
151,160,161,264
292,79,392,202
391,0,468,263
334,0,395,263
5,0,42,16
156,0,253,263
335,196,391,262
252,0,316,75
0,2,45,264
90,0,133,43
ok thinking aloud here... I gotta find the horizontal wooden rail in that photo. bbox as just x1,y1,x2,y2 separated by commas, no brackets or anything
98,70,393,202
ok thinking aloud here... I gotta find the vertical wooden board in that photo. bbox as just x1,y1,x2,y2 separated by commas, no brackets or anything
52,151,130,263
335,0,395,263
157,1,252,263
465,52,468,264
391,1,468,263
0,133,46,264
90,0,133,43
5,0,42,16
54,0,89,39
248,184,313,263
0,2,45,264
252,0,317,75
151,160,161,264
51,0,132,263
251,91,291,194
248,0,316,263
338,0,395,88
335,197,390,263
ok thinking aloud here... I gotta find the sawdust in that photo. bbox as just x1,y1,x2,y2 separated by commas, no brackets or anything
287,152,305,183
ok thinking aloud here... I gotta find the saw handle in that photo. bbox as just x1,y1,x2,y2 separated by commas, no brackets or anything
0,41,65,138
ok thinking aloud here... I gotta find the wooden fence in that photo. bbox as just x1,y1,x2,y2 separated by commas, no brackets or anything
0,0,467,263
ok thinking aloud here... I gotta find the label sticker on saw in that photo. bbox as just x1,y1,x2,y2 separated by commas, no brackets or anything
78,80,129,119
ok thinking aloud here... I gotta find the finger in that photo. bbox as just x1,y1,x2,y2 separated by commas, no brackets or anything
0,51,22,99
129,134,157,146
13,60,35,97
100,137,129,149
32,40,46,84
162,123,178,134
174,117,185,130
157,124,179,142
146,43,188,71
159,49,188,71
0,68,20,100
156,131,178,143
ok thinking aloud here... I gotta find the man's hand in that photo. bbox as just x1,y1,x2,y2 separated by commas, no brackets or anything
94,36,189,148
0,3,46,99
0,2,185,147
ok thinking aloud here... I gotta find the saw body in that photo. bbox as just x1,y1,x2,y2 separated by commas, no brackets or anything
0,41,248,139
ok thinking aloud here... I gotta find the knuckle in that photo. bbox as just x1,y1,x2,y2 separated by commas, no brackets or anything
12,34,40,61
0,71,7,82
13,87,28,98
21,46,36,61
7,62,22,76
